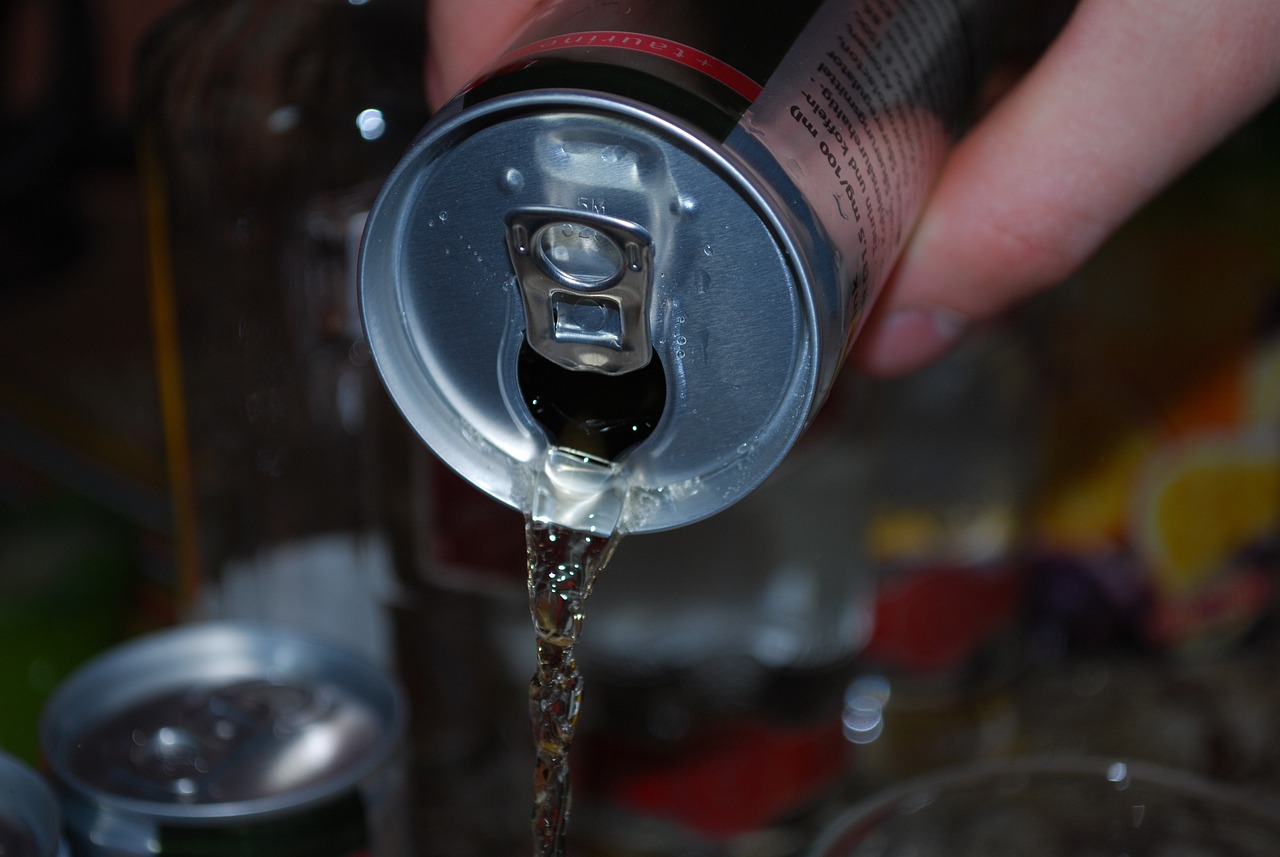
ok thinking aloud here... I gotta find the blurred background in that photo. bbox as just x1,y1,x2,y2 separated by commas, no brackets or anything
1,0,180,755
1,2,1278,856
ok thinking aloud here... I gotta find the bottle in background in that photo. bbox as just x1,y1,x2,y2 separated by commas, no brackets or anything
135,5,520,855
843,323,1038,792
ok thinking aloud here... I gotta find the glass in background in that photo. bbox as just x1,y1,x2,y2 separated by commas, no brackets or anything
134,5,521,855
466,323,1037,856
840,322,1038,794
830,100,1280,818
135,0,427,657
809,757,1280,857
562,379,880,856
1013,101,1280,792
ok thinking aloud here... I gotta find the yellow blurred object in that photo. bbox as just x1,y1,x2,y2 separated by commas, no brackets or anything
1134,437,1280,594
866,510,943,562
1036,429,1155,551
867,506,1018,565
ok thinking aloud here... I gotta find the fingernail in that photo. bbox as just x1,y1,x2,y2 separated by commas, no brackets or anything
853,306,969,376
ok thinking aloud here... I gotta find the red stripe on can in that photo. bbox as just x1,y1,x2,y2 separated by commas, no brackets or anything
479,31,764,103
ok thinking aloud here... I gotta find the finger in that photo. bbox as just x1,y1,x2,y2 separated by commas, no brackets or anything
852,0,1280,376
427,0,546,107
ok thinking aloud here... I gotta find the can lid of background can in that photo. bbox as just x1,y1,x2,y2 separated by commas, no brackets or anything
0,750,64,857
359,90,819,533
39,622,404,824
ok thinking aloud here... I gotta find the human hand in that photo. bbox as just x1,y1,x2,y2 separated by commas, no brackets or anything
426,0,544,107
851,0,1280,374
424,0,1280,376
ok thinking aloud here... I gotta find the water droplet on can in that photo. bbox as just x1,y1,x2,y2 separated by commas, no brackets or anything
500,167,526,193
670,194,698,215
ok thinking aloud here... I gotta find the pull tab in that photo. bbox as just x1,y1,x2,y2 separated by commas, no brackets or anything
505,206,654,375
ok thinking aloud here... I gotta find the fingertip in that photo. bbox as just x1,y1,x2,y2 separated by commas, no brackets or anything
851,305,970,377
425,52,446,111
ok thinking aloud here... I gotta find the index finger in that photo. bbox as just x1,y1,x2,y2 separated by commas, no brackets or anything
852,0,1280,375
427,0,546,107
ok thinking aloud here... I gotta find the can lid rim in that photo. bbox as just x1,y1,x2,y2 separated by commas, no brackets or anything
39,622,405,820
0,750,63,856
359,89,822,533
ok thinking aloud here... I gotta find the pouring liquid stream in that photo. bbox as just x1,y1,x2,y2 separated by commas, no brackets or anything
524,448,627,857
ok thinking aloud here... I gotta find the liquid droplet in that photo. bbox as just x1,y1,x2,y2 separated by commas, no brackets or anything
670,194,698,215
355,108,386,140
694,269,712,296
500,167,526,193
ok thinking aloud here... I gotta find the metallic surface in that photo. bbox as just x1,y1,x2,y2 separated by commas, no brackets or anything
361,92,812,532
0,751,66,857
506,205,657,375
40,623,404,851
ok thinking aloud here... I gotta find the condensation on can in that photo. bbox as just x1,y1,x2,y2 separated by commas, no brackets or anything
0,751,67,857
38,623,407,857
359,0,1001,533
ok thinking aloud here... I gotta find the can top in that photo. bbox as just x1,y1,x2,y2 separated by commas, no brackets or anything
39,623,404,822
360,91,820,532
0,751,63,857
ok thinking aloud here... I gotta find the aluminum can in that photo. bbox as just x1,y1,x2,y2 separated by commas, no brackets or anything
360,0,1003,532
0,751,68,857
39,623,406,857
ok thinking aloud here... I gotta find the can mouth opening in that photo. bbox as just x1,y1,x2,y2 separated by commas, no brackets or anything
517,340,667,462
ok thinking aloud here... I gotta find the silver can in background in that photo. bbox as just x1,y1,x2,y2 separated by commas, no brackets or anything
0,750,67,857
359,0,1007,533
39,623,406,857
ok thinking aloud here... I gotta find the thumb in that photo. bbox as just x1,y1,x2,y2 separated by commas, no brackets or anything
426,0,546,108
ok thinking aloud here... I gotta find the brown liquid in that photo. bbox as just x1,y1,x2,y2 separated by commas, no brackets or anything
524,514,620,857
517,342,666,462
